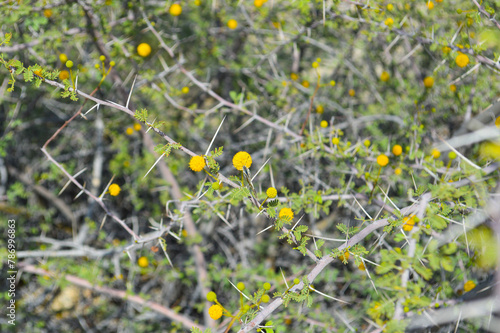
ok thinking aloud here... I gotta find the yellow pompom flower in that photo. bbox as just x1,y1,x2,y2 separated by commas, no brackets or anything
387,4,394,11
364,139,371,147
464,280,476,292
169,3,182,16
402,215,415,231
316,105,324,114
348,89,355,96
279,207,294,221
137,43,152,57
137,256,149,268
332,137,340,145
431,148,441,159
330,80,336,86
254,0,264,7
427,1,434,10
126,127,134,135
59,70,69,80
227,19,238,29
208,304,223,320
43,9,53,18
394,167,402,175
480,141,500,161
232,151,252,171
380,71,390,82
302,80,310,88
189,155,206,172
266,187,277,198
109,183,121,196
133,123,142,131
377,154,389,167
59,53,68,63
455,53,470,68
423,76,434,88
384,18,394,27
450,84,457,92
181,86,189,94
290,73,298,81
320,120,328,128
392,144,402,156
339,251,350,262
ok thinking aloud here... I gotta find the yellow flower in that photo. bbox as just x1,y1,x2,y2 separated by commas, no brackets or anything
316,105,324,114
380,71,390,82
364,139,371,147
431,148,441,159
339,251,350,262
137,256,149,268
137,43,151,57
330,80,336,86
33,69,44,79
463,280,476,292
279,207,294,221
59,70,69,80
290,73,298,81
189,155,206,172
480,141,500,161
266,187,277,198
427,1,434,10
495,116,500,128
206,291,217,302
423,76,434,88
169,3,182,16
332,137,340,145
402,215,415,231
312,61,319,68
392,144,402,156
302,80,310,88
43,9,53,18
109,183,121,196
377,154,389,167
386,4,394,11
232,151,252,171
254,0,264,8
227,19,238,29
384,18,394,27
442,46,451,54
133,123,142,131
181,86,189,94
450,84,457,92
320,120,328,128
348,89,355,96
394,167,402,175
59,53,68,63
126,127,134,135
208,304,223,320
455,53,470,68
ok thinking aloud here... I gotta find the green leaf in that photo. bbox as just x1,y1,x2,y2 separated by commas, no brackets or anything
413,262,432,280
441,256,455,272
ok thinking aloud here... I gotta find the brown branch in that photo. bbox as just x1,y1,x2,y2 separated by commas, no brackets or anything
237,195,429,332
20,264,206,332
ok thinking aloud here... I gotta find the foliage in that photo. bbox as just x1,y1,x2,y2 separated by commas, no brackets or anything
1,1,500,332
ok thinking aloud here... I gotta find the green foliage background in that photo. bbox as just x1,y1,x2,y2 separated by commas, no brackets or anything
1,0,500,332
